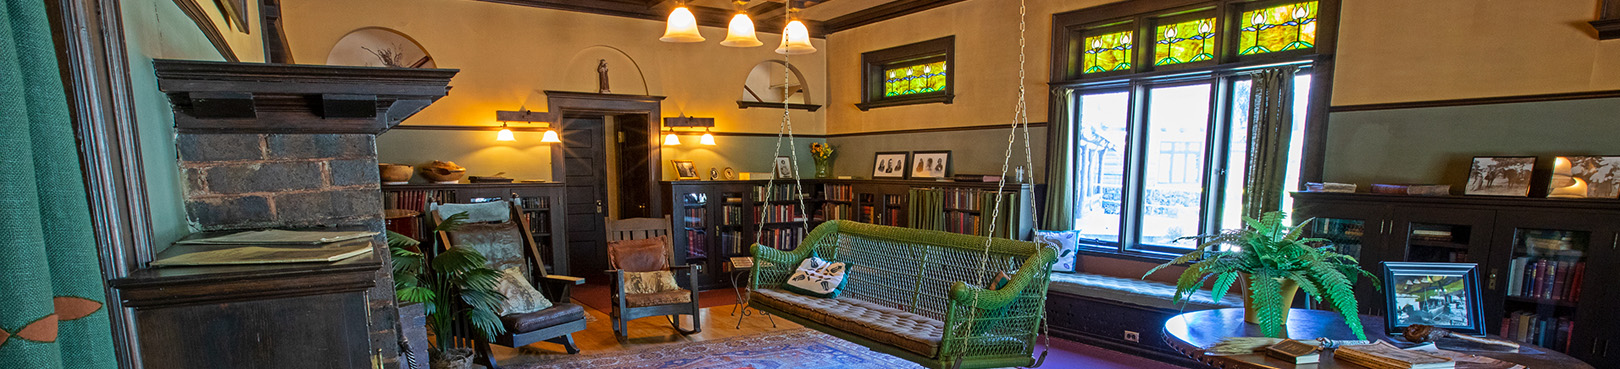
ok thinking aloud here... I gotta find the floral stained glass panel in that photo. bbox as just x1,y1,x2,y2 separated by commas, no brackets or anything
1082,31,1134,74
883,61,948,97
1154,18,1216,66
1239,1,1317,55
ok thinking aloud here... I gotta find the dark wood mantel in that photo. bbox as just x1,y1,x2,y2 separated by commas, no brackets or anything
154,60,458,134
1596,0,1620,40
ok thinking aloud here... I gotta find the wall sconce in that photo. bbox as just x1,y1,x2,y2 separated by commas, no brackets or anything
663,115,716,146
495,109,562,143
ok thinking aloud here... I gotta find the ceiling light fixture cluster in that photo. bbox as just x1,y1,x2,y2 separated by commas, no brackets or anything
661,0,816,55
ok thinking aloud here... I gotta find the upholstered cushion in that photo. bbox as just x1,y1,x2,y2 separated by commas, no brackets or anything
625,289,692,308
783,256,850,298
623,270,681,294
1034,230,1080,273
437,201,512,223
446,222,528,273
1048,272,1243,311
754,289,944,358
608,236,670,273
500,303,585,333
494,267,552,316
991,271,1012,290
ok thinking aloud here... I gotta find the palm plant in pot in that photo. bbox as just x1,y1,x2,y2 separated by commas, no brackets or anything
388,212,507,369
1144,211,1378,339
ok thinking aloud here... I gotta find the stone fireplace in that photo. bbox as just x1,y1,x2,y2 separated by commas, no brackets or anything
151,60,457,368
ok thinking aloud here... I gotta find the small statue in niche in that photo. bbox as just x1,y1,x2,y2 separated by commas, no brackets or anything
597,59,610,94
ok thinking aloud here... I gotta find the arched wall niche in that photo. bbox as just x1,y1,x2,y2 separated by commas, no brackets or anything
325,27,436,68
738,60,820,111
561,45,650,96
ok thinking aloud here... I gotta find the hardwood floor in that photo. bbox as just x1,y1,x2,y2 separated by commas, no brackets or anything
485,301,801,363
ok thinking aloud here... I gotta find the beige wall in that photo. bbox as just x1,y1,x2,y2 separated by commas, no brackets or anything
283,0,827,181
1333,0,1620,105
824,0,1121,134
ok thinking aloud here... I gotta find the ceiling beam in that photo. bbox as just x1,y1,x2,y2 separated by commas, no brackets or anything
821,0,965,35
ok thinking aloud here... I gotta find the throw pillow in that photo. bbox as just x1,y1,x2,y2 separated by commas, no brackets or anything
608,236,671,273
1034,230,1081,273
623,270,681,294
494,267,553,316
991,271,1013,290
783,256,850,298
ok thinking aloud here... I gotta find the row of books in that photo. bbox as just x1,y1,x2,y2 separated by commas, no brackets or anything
753,184,805,202
822,184,854,202
384,189,458,239
718,231,748,256
721,204,748,226
820,203,852,221
758,227,805,251
1502,312,1574,352
519,211,551,234
684,229,708,259
683,207,707,229
945,211,983,235
755,204,807,224
1506,258,1584,302
942,188,987,211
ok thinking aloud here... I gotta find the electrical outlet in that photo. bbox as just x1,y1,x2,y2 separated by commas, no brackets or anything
1123,331,1140,343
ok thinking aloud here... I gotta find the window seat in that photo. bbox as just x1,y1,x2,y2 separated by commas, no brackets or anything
1045,270,1241,367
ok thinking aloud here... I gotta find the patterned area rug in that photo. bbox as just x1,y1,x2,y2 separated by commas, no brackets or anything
505,328,922,369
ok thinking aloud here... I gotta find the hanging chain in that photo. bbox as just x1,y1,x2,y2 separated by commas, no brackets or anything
756,5,813,250
956,0,1049,366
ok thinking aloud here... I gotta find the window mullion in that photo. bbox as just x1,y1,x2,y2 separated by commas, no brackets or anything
1120,82,1150,252
1201,78,1232,236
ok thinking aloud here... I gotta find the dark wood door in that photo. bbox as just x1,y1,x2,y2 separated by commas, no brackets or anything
562,117,609,282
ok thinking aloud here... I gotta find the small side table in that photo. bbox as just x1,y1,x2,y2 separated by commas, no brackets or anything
727,257,776,329
1163,308,1593,369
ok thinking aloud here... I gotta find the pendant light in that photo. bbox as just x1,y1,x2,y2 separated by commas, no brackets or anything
663,131,681,145
775,4,815,55
660,1,705,43
721,1,762,47
496,123,516,141
700,128,716,145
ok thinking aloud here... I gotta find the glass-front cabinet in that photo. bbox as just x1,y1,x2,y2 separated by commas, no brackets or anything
1486,211,1616,358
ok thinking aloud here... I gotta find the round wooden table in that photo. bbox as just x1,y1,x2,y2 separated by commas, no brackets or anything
1163,308,1593,369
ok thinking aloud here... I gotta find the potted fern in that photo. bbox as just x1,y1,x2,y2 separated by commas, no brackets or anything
388,212,507,369
1144,211,1378,339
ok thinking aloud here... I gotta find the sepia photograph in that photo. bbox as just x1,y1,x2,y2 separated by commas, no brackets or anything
773,156,794,179
910,151,951,179
671,160,698,180
1465,156,1535,197
1382,262,1487,335
872,152,910,178
1570,156,1620,198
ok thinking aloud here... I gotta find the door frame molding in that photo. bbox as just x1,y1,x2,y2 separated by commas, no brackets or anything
544,91,666,216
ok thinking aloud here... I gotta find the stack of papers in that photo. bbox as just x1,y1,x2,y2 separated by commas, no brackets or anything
153,230,378,267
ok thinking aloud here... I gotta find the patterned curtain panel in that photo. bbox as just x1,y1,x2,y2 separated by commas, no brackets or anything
1042,90,1077,230
1240,66,1298,219
0,0,118,367
907,188,944,231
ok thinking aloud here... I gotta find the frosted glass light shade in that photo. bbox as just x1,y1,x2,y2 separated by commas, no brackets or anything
721,13,762,47
496,126,515,141
663,132,681,145
700,132,716,145
661,6,705,43
541,129,561,143
775,20,816,55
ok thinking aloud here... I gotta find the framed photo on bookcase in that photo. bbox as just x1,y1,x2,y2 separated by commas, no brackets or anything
872,151,910,179
1381,262,1487,336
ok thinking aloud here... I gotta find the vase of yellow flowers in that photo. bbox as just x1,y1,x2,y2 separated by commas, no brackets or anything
810,142,835,178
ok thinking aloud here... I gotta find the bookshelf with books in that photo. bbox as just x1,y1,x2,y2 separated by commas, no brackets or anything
1292,192,1620,366
383,183,569,275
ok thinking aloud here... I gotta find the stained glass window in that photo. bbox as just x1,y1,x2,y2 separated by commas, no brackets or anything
1238,1,1317,55
883,61,948,97
1082,30,1133,74
1154,18,1216,66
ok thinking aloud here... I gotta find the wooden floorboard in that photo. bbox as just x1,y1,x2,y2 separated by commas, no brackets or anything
485,300,802,363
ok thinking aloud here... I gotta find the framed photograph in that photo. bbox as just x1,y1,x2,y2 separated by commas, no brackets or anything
773,156,794,179
1465,156,1535,197
670,160,699,180
910,150,952,179
1569,156,1620,198
872,151,910,179
1382,262,1487,336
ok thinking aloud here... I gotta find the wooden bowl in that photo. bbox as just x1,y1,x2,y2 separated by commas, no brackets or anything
378,163,413,183
417,161,467,183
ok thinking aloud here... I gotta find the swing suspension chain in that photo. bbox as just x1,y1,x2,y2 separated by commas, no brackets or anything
956,0,1050,365
756,11,813,247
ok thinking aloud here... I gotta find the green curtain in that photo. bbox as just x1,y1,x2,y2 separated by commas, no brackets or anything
1240,66,1298,219
978,191,1022,239
1041,89,1076,230
907,188,944,231
0,0,118,367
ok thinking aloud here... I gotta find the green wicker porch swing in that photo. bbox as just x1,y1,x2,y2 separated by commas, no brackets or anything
743,1,1053,367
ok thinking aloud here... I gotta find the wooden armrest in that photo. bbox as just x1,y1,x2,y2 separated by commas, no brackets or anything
545,275,585,285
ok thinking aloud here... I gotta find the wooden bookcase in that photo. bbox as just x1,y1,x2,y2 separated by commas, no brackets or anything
1292,192,1620,366
382,183,569,275
665,179,1034,290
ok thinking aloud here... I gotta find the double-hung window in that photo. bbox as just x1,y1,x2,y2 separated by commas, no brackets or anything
1054,0,1335,256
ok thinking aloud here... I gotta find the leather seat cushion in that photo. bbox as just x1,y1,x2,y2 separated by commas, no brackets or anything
608,236,670,273
625,289,692,308
501,303,585,333
754,288,944,358
1048,272,1243,311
